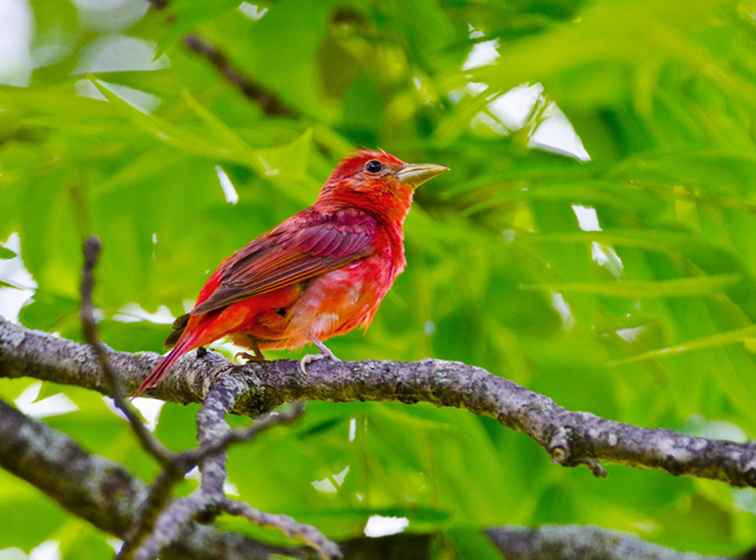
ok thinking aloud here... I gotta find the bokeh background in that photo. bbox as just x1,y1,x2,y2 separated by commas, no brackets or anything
0,0,754,557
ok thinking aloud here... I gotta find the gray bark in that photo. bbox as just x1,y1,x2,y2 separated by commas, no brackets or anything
0,398,293,560
487,526,727,559
0,397,733,559
1,317,754,487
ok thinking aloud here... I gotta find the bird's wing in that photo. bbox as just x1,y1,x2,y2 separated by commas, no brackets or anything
190,209,378,315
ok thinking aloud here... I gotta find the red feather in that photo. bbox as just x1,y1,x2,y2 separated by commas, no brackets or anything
134,150,445,396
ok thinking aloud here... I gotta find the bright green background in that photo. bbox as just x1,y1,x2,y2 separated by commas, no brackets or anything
0,0,754,557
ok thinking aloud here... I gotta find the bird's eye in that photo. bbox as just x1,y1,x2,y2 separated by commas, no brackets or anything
365,159,383,173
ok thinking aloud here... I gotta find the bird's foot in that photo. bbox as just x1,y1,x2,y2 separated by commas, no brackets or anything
299,338,340,375
196,346,208,358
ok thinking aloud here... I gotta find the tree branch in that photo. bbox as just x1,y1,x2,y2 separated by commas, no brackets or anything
182,35,296,117
0,398,735,559
79,237,174,465
130,377,333,560
146,0,294,116
486,525,729,560
0,397,294,560
74,237,335,559
1,317,753,488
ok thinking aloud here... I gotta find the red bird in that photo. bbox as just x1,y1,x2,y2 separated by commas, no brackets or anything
134,150,447,396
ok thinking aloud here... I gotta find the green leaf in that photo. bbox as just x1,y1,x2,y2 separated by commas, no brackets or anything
521,274,742,298
611,325,756,365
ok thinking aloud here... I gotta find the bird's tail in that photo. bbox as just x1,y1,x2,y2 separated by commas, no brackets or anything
133,332,200,398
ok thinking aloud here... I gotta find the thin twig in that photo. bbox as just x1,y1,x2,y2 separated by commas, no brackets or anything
222,499,341,560
182,401,305,466
134,380,338,560
116,466,187,560
1,398,733,560
79,236,173,465
79,236,185,559
183,35,295,117
146,0,295,116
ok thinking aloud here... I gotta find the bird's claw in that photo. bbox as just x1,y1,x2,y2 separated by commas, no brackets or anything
299,349,341,375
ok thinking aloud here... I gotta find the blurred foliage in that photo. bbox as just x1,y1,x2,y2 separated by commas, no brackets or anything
0,0,755,557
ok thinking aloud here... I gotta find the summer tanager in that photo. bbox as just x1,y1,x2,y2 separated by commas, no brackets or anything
134,150,447,396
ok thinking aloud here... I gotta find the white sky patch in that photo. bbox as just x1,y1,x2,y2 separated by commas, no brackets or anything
466,81,487,95
488,83,544,131
75,35,168,74
529,101,590,161
0,0,32,86
73,0,149,32
468,80,591,163
33,40,73,70
467,24,485,39
103,396,164,432
29,540,60,560
113,303,175,324
106,539,123,553
239,2,268,21
348,417,357,443
14,382,78,419
423,320,436,336
551,292,574,329
571,206,623,275
0,233,37,323
215,165,239,204
363,515,409,538
616,326,645,342
132,397,164,431
211,340,250,361
184,466,238,494
734,489,756,515
224,480,240,496
462,39,500,71
75,79,161,114
571,204,601,231
151,232,158,245
186,467,238,495
311,465,350,494
591,242,624,277
686,414,748,443
448,81,487,104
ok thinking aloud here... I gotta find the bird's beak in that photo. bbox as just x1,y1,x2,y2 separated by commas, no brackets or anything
396,163,449,188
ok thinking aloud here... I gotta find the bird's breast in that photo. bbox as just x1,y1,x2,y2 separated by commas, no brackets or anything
271,251,399,347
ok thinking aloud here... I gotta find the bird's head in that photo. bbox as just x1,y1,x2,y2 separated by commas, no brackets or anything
318,150,448,222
